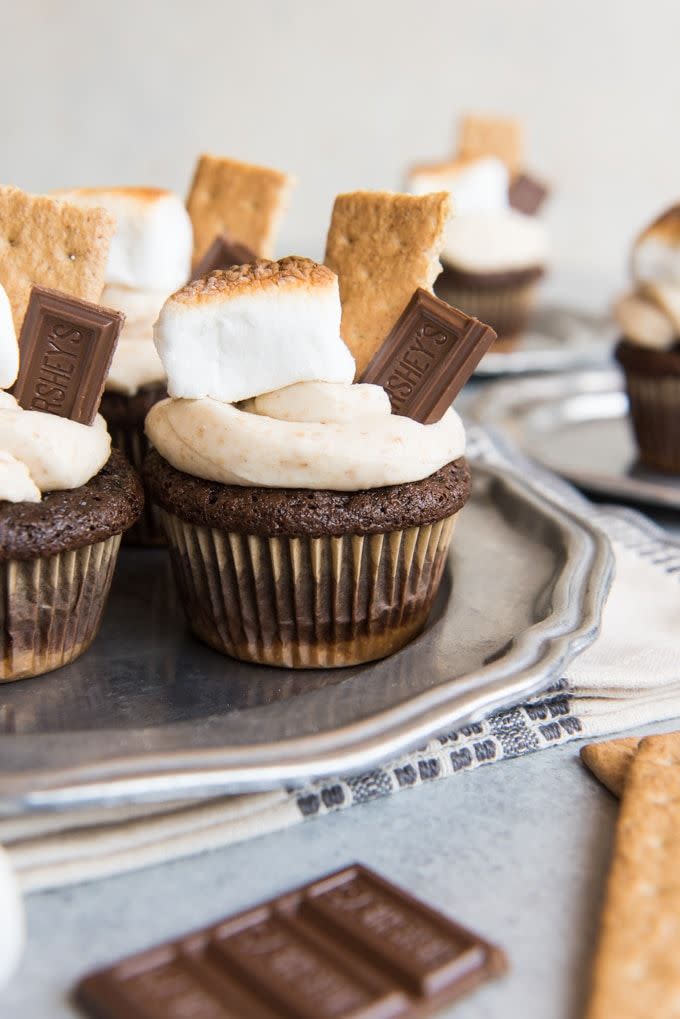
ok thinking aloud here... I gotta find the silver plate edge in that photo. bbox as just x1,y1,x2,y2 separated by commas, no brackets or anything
0,462,614,813
468,369,680,510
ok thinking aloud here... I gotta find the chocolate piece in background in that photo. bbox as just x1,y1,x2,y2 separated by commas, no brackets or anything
509,172,549,216
12,286,123,426
361,288,496,423
75,863,507,1019
190,231,258,280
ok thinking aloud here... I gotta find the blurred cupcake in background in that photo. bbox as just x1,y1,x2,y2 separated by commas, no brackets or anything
407,114,549,348
53,187,192,544
614,205,680,475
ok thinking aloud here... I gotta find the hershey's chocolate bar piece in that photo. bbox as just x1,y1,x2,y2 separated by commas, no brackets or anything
361,289,496,422
12,286,123,425
74,864,507,1018
191,231,258,280
509,172,549,216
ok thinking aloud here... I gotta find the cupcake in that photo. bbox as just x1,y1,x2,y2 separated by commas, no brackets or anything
53,187,193,544
613,205,680,475
144,257,471,669
407,114,549,347
0,283,143,682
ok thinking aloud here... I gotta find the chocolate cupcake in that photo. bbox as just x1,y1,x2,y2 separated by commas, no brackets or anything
0,450,143,681
54,187,193,544
145,256,471,668
613,206,680,476
408,115,549,346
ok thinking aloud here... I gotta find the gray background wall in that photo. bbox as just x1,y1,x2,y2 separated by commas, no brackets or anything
2,0,679,305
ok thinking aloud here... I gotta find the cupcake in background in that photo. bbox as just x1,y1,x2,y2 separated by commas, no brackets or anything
0,186,143,681
53,187,192,544
407,114,549,348
613,205,680,475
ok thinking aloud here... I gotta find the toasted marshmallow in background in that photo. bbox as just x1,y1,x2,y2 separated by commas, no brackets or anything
53,187,192,292
632,205,680,287
614,292,677,350
154,257,355,404
0,283,19,390
441,210,548,273
0,846,25,989
408,156,509,215
640,280,680,334
102,285,168,331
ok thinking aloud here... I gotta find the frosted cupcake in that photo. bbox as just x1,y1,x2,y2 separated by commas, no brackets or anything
53,187,193,543
0,285,143,682
408,115,549,346
144,257,470,668
614,205,680,474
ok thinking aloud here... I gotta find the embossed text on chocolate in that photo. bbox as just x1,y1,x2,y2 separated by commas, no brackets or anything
12,285,123,425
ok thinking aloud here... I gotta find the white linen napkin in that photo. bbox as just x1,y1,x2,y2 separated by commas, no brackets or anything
2,424,679,895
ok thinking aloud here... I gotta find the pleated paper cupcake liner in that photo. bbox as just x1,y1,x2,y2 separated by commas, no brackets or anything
103,417,165,546
623,373,680,475
0,536,121,682
158,510,459,668
435,279,537,345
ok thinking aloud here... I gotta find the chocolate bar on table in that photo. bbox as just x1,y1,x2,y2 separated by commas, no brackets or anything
75,863,507,1018
12,285,123,426
190,231,258,280
361,288,496,423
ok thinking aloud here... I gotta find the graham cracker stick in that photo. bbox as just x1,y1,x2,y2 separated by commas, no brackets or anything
324,190,452,376
580,737,641,798
585,733,680,1019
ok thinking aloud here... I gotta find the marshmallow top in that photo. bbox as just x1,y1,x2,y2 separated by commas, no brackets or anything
0,283,18,390
408,156,510,215
102,285,168,330
145,382,465,491
154,257,356,404
632,205,680,287
54,187,192,292
442,210,548,273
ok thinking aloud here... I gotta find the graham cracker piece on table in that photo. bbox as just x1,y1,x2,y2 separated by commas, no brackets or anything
324,190,452,376
458,114,523,175
580,737,641,797
0,186,115,333
585,733,680,1019
186,154,294,264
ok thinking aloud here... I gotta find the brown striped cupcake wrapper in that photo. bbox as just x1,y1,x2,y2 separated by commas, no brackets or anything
435,278,538,346
622,373,680,475
0,536,121,682
158,510,460,669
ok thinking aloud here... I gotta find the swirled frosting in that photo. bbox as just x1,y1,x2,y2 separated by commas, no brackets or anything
145,381,465,491
0,392,110,500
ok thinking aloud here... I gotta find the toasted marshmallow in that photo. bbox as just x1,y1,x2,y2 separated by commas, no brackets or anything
441,210,548,273
53,187,192,292
408,156,509,215
0,283,18,389
613,292,676,350
155,257,356,403
632,205,680,287
102,285,168,330
0,451,40,502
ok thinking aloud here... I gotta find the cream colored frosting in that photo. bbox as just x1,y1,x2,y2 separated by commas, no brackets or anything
105,332,166,395
0,392,110,497
614,283,680,351
145,381,465,491
0,451,40,502
442,210,548,273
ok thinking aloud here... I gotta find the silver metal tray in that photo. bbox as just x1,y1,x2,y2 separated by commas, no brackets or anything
0,462,613,813
470,370,680,510
472,305,616,377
